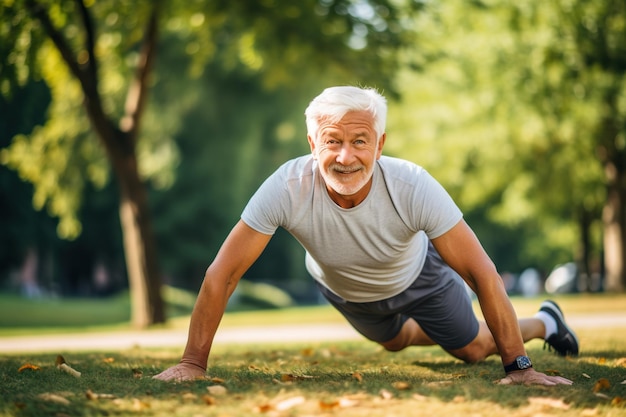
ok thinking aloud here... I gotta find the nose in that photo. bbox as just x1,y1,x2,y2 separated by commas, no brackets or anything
336,143,355,165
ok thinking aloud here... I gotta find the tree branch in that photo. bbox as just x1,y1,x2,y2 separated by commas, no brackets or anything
74,0,98,85
120,3,160,139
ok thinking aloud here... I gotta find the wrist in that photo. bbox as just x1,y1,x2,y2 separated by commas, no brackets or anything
503,355,532,374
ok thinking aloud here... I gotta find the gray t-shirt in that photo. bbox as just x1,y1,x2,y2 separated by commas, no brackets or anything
241,155,463,302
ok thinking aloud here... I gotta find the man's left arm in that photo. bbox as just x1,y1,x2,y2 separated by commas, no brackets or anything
431,219,572,386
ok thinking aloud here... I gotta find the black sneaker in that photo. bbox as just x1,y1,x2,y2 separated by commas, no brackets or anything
540,300,579,356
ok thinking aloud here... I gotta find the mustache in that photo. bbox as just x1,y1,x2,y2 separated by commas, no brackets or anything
329,163,365,173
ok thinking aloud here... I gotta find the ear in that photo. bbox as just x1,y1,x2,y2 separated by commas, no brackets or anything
376,133,386,159
307,134,317,159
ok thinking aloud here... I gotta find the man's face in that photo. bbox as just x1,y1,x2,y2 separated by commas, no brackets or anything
308,110,385,207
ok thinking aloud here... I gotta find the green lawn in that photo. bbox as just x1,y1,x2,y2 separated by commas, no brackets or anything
0,293,625,416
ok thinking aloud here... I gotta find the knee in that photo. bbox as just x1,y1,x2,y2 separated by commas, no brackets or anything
381,340,407,352
448,345,488,364
458,350,487,364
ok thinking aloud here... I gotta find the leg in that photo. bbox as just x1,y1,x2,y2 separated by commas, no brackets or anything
380,318,436,352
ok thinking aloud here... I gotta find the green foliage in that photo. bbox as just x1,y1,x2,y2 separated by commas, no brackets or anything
387,0,625,273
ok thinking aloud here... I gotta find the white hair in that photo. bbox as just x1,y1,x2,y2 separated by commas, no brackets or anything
304,86,387,142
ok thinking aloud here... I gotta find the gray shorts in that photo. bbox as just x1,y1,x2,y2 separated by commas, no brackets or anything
316,243,479,350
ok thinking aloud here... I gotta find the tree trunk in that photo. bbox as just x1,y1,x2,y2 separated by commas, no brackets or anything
602,171,626,292
113,136,166,328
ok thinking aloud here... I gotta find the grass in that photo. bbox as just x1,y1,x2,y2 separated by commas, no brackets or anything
0,294,625,416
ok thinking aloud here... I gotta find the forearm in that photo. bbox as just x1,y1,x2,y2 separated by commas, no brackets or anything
180,274,235,370
475,281,526,364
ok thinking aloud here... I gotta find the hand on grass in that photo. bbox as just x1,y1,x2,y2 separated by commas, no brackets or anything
498,368,573,386
152,361,206,382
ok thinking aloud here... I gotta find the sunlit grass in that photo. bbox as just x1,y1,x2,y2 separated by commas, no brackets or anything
1,332,625,417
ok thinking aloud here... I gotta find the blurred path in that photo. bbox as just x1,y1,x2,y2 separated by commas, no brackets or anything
1,313,625,354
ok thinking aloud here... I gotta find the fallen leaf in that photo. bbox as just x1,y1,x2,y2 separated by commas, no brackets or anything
392,381,411,390
18,363,40,373
616,358,626,367
85,389,116,400
181,392,197,401
453,395,466,403
319,399,340,410
338,396,359,408
598,357,607,364
38,393,70,405
275,396,305,411
582,373,591,379
102,357,115,364
281,373,295,382
621,380,626,385
593,378,611,393
210,376,225,384
132,398,150,411
207,385,227,396
528,396,570,410
301,348,314,357
595,393,611,400
202,395,217,405
352,372,363,383
545,369,561,376
380,389,393,400
412,393,428,401
611,397,623,406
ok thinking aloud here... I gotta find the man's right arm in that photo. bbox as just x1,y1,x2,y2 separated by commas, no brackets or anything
153,220,272,381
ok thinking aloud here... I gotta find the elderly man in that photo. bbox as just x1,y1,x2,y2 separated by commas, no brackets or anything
154,86,578,385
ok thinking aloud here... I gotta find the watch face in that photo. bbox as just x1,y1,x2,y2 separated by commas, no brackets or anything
516,356,532,369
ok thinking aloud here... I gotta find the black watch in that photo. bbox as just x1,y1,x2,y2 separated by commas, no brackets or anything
504,355,532,373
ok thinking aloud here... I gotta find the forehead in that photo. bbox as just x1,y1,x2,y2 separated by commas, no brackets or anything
318,110,375,133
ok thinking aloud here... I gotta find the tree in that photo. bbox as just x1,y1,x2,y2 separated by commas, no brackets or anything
387,0,622,289
1,0,420,326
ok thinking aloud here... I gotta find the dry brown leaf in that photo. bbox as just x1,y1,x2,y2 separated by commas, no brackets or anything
412,393,428,401
392,381,411,390
611,397,624,406
301,348,314,357
380,389,393,400
319,399,340,410
281,373,295,382
132,398,150,411
528,397,570,410
55,355,81,378
85,389,116,401
207,385,227,396
593,378,611,392
102,357,115,364
275,396,305,411
18,363,40,373
38,393,70,405
181,392,197,401
202,395,217,405
352,372,363,383
210,376,225,384
256,403,273,413
598,357,607,364
616,358,626,367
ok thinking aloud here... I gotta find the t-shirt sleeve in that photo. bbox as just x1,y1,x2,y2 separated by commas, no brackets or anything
413,170,463,239
240,168,287,236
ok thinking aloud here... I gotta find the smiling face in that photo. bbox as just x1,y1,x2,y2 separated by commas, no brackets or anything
308,110,386,208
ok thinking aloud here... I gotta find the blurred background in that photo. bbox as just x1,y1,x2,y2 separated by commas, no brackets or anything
1,0,624,329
